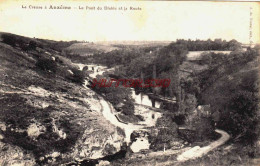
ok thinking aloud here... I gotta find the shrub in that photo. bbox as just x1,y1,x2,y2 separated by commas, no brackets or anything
121,101,135,115
218,90,258,144
28,40,37,50
182,112,215,142
66,68,85,85
192,116,215,141
35,58,57,73
2,34,16,46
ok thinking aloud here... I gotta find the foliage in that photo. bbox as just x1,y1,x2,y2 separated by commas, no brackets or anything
91,49,144,68
2,33,38,51
218,90,258,144
190,47,259,143
2,34,17,46
176,38,241,51
191,116,215,141
150,115,178,150
35,58,57,73
91,76,135,115
37,39,78,52
83,39,241,100
121,42,188,99
183,93,197,113
28,40,37,50
196,49,258,92
65,68,85,85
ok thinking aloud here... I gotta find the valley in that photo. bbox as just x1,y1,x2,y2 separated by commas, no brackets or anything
0,32,259,166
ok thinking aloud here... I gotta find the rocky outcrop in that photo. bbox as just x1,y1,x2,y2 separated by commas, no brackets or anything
0,140,36,166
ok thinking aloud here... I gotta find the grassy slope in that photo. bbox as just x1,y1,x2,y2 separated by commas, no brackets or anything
0,34,123,165
65,42,120,55
183,57,260,166
65,41,171,56
200,57,258,112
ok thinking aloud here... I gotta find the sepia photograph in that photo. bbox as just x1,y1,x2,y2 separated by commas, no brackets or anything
0,1,259,165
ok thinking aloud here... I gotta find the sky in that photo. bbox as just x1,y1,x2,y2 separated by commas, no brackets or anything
0,1,259,43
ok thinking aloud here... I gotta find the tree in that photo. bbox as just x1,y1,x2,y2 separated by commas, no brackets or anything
92,76,135,115
151,115,178,150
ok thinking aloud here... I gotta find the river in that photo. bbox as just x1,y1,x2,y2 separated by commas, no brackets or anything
77,63,163,108
75,63,161,153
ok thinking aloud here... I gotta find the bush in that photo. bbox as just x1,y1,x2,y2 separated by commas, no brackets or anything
2,34,16,46
218,90,258,144
191,116,215,141
35,58,57,73
28,40,37,50
182,112,215,142
121,101,135,115
66,68,85,85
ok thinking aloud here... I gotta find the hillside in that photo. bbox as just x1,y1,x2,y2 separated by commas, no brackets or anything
64,41,171,56
200,57,259,139
65,42,120,56
0,33,124,165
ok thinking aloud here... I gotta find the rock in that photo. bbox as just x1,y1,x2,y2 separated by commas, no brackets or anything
97,160,110,166
0,123,6,131
51,152,60,158
170,141,184,149
27,124,40,138
224,145,233,151
67,130,124,161
27,123,45,138
25,98,50,109
51,120,66,139
103,143,117,156
0,142,35,166
39,157,45,161
68,70,74,75
130,137,150,153
28,86,52,97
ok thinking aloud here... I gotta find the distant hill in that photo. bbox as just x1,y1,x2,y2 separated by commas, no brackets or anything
65,41,171,56
65,42,120,56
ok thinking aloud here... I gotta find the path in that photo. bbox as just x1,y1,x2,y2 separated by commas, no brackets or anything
177,129,230,161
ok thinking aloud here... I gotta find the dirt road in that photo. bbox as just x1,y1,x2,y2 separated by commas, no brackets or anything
177,129,230,161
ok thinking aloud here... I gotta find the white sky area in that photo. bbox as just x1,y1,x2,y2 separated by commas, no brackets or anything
0,1,259,43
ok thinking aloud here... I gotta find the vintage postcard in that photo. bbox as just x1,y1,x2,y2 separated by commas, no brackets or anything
0,0,259,166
